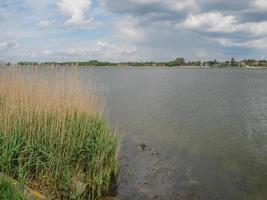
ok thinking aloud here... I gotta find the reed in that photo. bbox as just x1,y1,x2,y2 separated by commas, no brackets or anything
0,177,26,200
0,66,118,199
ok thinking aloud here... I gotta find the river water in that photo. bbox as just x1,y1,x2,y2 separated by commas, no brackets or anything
84,67,267,200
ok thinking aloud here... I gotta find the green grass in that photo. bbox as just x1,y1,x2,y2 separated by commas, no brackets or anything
0,177,26,200
0,68,118,200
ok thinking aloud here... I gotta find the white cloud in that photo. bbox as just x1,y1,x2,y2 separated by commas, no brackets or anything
181,12,267,36
182,12,239,33
5,32,16,39
20,41,139,62
60,41,138,60
57,0,97,27
0,41,19,51
180,11,267,49
244,37,267,48
95,42,138,60
116,17,145,42
254,0,267,10
42,50,52,55
96,41,114,51
215,37,267,48
170,0,197,11
38,20,51,29
0,42,8,51
215,38,234,46
2,0,267,62
247,21,267,35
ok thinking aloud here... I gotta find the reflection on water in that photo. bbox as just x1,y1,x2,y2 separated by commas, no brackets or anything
84,67,267,200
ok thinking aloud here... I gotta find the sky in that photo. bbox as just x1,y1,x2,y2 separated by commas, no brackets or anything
0,0,267,62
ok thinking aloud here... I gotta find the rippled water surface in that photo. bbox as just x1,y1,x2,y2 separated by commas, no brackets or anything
84,67,267,200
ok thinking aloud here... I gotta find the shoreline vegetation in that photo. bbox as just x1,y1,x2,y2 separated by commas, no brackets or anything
0,67,118,200
0,175,26,200
14,58,267,68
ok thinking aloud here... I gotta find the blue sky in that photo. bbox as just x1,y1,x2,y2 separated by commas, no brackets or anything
1,0,267,62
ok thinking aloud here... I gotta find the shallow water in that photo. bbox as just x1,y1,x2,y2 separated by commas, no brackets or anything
85,67,267,200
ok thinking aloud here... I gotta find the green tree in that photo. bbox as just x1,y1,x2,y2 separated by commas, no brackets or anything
231,58,236,66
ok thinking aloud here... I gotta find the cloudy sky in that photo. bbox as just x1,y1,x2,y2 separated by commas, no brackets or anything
1,0,267,62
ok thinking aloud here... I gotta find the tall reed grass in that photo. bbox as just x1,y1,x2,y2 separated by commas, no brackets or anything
0,66,118,199
0,177,26,200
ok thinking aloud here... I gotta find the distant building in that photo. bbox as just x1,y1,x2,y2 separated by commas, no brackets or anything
175,58,185,66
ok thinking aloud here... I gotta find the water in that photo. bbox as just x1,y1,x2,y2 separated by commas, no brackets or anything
82,68,267,200
3,66,267,199
84,67,267,200
4,67,267,200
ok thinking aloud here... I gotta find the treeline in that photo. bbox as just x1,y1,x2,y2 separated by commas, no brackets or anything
17,58,186,67
17,60,116,66
16,58,267,67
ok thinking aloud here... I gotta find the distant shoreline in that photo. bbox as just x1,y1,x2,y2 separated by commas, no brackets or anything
13,58,267,68
4,64,267,69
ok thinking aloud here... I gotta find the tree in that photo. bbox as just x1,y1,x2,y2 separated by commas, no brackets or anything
230,58,236,66
175,58,185,66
